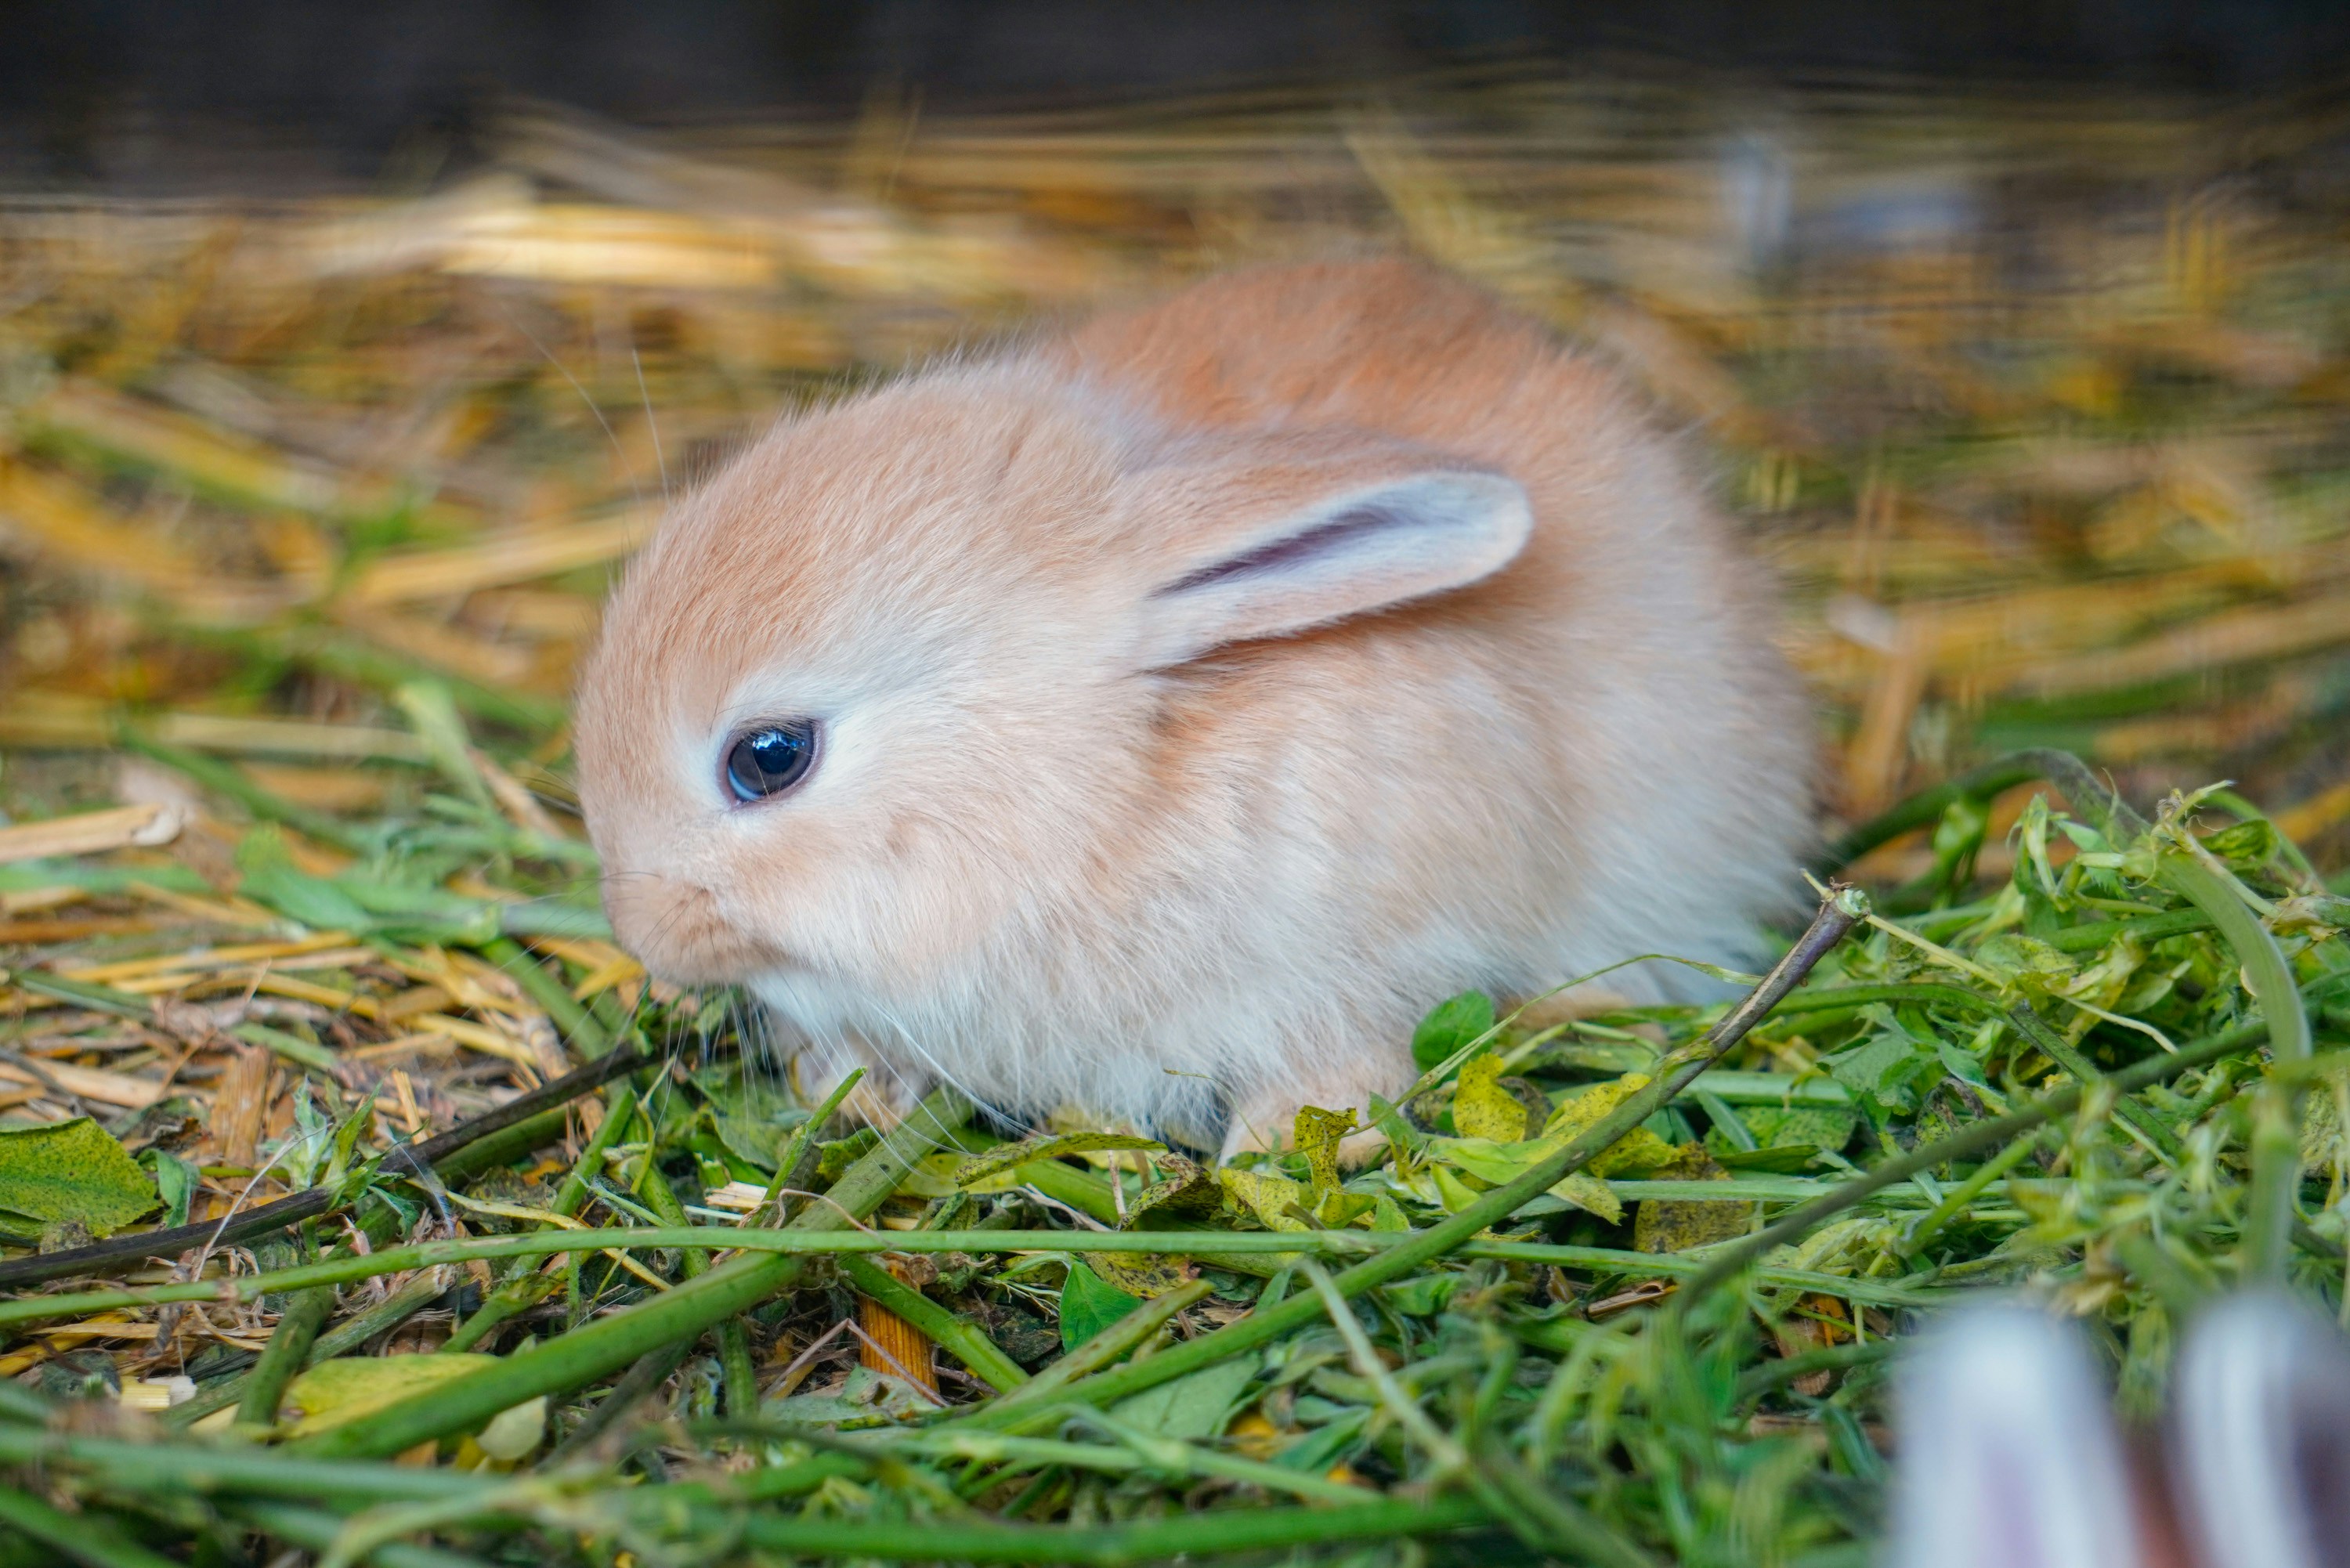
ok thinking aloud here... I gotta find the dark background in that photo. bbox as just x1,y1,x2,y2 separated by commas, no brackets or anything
4,0,2348,188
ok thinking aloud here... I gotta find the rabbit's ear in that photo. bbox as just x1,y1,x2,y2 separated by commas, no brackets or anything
2171,1291,2350,1568
1887,1304,2150,1568
1123,437,1530,669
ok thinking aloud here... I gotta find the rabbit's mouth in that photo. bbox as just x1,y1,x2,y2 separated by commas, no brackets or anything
602,872,796,985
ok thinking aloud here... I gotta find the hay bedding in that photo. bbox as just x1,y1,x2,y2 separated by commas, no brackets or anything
0,67,2344,1566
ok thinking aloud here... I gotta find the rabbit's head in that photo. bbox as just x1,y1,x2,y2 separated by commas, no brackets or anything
573,359,1529,1019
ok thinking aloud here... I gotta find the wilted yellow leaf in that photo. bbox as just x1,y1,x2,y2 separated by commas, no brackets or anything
1292,1104,1358,1194
1083,1251,1198,1298
1218,1167,1315,1232
1454,1054,1531,1142
1549,1172,1624,1224
1542,1073,1679,1177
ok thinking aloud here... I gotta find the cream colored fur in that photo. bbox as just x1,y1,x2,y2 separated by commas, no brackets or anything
573,259,1813,1156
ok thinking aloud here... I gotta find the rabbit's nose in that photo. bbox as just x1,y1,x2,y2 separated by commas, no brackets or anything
1886,1303,2149,1568
601,870,786,985
2171,1292,2350,1568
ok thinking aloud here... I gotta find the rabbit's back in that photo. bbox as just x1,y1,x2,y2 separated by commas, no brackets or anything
1064,260,1815,999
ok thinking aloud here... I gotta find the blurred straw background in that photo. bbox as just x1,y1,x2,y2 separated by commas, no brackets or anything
5,61,2350,872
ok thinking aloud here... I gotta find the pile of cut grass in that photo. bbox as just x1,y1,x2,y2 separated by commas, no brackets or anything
0,746,2342,1566
2,63,2349,1566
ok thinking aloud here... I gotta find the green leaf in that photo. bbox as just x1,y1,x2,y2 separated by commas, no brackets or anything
1059,1261,1144,1351
816,1129,880,1182
1740,1106,1859,1151
142,1149,197,1228
0,1118,157,1237
1826,1035,1922,1110
1273,1406,1371,1473
286,1353,497,1436
1716,1145,1824,1173
1548,1171,1624,1223
1412,991,1495,1071
706,1066,808,1172
323,1099,377,1189
1105,1353,1258,1440
1633,1151,1754,1252
1974,934,2076,993
237,857,375,931
1376,1274,1460,1317
1938,1037,1991,1087
954,1131,1164,1188
2200,817,2280,869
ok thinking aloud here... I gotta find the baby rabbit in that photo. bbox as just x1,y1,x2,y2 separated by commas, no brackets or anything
573,258,1812,1154
1886,1292,2350,1568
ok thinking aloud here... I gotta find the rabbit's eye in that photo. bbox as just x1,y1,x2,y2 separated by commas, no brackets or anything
722,721,819,803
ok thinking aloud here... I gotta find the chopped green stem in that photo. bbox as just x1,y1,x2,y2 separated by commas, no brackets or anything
1896,1133,2041,1260
168,1268,450,1429
0,1425,491,1503
869,1421,1373,1505
982,1279,1214,1418
719,1317,760,1418
118,731,374,854
545,1089,635,1225
537,1339,693,1469
1820,757,2047,872
0,1038,647,1291
959,887,1867,1425
1676,1071,1854,1107
725,1493,1492,1564
2245,1078,2304,1281
1677,1004,2282,1306
234,1282,335,1431
481,936,609,1059
634,1158,711,1281
1734,1339,1899,1403
2004,1003,2185,1164
0,1223,1962,1332
291,1086,974,1460
1487,1245,1956,1310
2046,909,2214,953
1300,1258,1464,1469
229,1500,497,1568
438,1273,557,1355
0,1485,181,1568
837,1252,1030,1393
1766,981,2000,1018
